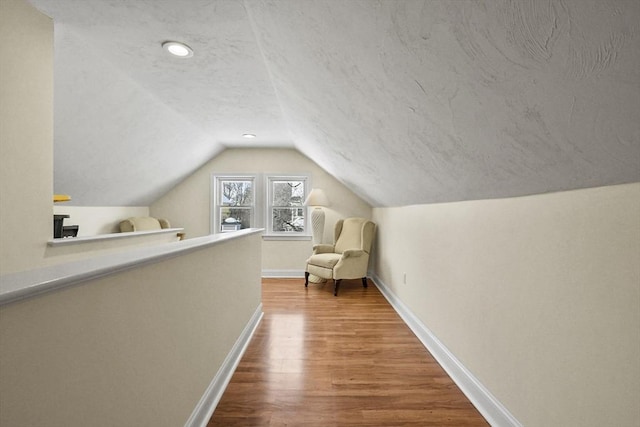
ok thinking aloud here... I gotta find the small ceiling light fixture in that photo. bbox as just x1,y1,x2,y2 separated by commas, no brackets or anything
242,133,257,139
162,41,193,58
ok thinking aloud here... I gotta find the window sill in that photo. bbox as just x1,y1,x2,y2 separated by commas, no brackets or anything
47,228,185,246
262,234,312,241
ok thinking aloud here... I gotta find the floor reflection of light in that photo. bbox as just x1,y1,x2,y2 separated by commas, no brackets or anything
267,313,305,395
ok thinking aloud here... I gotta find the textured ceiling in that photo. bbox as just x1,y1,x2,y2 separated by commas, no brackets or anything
29,0,640,207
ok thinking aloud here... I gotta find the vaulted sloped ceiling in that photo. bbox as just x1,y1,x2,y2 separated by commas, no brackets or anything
30,0,640,207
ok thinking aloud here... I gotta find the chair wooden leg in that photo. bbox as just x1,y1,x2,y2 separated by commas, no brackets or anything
304,271,309,287
362,277,368,288
334,279,341,296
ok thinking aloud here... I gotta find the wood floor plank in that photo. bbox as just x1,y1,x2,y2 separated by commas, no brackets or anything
208,278,488,426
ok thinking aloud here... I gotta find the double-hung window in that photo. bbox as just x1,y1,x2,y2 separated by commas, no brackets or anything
211,173,310,239
267,175,309,235
212,175,257,233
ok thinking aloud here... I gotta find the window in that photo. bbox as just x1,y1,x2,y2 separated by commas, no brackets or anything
267,176,308,235
211,173,310,239
212,175,256,233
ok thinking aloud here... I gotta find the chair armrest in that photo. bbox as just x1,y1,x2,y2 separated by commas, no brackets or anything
313,244,335,254
342,249,365,258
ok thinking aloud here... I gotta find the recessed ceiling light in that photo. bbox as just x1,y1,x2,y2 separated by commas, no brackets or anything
242,133,257,139
162,41,193,58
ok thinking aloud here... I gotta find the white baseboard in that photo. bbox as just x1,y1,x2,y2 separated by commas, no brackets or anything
184,304,264,427
371,274,522,427
261,269,305,278
262,270,375,279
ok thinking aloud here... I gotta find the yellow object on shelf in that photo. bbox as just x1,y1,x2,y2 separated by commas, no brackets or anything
53,194,71,203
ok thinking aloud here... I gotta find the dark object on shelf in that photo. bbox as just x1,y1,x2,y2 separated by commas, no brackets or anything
62,225,79,238
53,214,70,238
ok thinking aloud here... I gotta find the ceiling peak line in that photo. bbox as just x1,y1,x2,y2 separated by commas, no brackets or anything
241,0,296,146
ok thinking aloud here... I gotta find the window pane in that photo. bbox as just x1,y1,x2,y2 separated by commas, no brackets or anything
272,208,304,233
221,180,253,206
220,207,252,231
272,181,304,206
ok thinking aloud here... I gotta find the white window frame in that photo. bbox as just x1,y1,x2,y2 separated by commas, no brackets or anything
265,174,310,238
211,174,260,234
210,173,312,240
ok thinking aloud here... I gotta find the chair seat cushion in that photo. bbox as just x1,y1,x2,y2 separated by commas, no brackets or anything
307,253,342,269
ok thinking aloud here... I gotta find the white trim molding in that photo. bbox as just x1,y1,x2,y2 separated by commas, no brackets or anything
261,269,305,278
184,304,264,427
47,227,185,246
0,229,264,306
371,274,522,427
262,235,311,241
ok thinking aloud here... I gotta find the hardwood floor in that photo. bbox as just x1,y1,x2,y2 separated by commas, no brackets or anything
208,278,488,426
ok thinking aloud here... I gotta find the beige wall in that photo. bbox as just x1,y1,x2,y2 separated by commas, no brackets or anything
151,148,372,271
0,0,53,275
372,183,640,427
0,232,262,427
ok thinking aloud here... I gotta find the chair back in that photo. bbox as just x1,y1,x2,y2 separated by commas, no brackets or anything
119,217,170,232
334,217,376,254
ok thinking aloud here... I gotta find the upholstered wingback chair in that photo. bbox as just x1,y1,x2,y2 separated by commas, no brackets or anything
119,217,171,232
305,217,376,296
